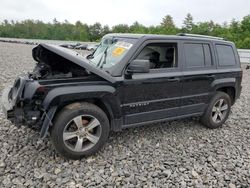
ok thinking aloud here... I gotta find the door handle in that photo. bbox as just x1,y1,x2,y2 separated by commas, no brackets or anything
206,74,215,79
167,77,180,82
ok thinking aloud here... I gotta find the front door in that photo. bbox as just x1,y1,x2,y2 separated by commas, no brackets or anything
117,41,183,126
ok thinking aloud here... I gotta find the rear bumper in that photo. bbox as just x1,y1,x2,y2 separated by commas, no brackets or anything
238,85,242,98
235,84,242,102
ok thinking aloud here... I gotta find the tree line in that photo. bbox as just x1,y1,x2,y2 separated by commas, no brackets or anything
0,13,250,49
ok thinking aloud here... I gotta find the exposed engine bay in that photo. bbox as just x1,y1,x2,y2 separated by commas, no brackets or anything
30,44,89,79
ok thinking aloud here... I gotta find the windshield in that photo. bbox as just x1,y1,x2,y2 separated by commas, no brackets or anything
89,37,137,69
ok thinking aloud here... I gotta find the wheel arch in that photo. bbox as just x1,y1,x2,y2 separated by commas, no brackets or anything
40,85,122,138
212,78,237,104
216,86,236,104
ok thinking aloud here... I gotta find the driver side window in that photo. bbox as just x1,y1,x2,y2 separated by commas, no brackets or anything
136,43,178,69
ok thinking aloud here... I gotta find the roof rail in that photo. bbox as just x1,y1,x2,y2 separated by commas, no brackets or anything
177,33,224,40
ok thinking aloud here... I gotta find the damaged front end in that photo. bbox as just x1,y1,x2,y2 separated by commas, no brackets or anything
31,44,90,79
1,76,41,128
2,43,114,138
30,44,114,82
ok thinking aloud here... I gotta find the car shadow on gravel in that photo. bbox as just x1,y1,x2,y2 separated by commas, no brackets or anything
2,116,207,159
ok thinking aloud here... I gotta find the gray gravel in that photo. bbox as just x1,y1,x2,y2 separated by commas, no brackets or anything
0,42,250,187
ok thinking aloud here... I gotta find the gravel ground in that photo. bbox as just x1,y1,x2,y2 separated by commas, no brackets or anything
0,42,250,187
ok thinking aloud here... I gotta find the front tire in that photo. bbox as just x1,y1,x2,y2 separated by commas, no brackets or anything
201,92,231,129
51,102,110,160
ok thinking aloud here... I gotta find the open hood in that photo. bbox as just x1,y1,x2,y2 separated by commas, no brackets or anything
32,44,115,83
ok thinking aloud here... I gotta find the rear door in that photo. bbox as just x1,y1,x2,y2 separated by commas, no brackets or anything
180,41,216,115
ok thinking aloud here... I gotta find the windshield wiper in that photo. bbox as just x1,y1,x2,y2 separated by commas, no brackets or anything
86,44,100,59
96,46,109,69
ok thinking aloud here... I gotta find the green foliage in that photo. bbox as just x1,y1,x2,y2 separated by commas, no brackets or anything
112,24,130,33
182,13,194,32
88,22,103,41
0,14,250,48
130,21,148,33
161,15,175,28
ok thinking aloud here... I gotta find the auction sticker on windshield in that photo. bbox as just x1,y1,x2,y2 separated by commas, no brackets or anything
112,47,126,57
114,41,133,49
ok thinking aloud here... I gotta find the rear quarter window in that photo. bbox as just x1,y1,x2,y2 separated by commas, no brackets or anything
216,44,236,66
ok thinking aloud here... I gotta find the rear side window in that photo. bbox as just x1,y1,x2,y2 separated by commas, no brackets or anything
184,43,212,68
216,45,236,66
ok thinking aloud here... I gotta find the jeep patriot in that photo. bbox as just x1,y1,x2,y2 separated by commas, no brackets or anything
2,33,242,159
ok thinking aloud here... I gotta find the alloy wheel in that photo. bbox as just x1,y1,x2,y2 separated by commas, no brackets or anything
211,99,229,123
63,115,102,152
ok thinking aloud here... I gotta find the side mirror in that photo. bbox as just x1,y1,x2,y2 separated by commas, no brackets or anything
126,59,150,74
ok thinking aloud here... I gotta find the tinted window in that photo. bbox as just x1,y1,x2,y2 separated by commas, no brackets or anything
184,44,204,67
216,45,236,66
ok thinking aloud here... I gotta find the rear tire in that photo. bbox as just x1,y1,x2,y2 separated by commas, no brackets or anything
201,92,231,129
51,102,110,160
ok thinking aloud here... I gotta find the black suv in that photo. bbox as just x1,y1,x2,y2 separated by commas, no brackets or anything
2,33,242,159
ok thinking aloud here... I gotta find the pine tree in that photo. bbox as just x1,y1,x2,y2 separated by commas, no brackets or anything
183,13,194,32
161,15,175,28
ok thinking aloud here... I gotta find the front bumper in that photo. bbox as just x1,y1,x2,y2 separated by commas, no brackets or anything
2,77,45,130
2,76,27,126
1,86,14,121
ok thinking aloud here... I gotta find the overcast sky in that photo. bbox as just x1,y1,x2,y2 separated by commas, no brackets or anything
0,0,249,27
